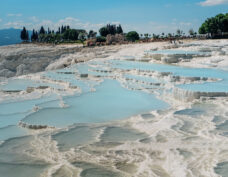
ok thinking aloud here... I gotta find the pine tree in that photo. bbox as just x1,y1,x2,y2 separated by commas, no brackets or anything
61,25,64,34
88,30,97,39
57,27,61,34
48,28,51,34
26,31,29,41
117,25,123,34
20,27,29,41
39,26,46,35
31,29,38,42
31,29,35,41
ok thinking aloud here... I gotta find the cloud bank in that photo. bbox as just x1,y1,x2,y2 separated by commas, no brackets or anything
199,0,228,6
2,16,197,34
4,17,105,32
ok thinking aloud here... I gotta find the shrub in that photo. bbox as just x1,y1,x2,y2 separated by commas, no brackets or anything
96,36,106,42
126,31,139,42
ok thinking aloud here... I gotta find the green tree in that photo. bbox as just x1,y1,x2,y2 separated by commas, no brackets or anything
107,24,116,35
62,29,79,41
126,31,139,42
63,29,70,40
199,24,206,34
199,13,228,35
189,29,194,36
96,36,106,42
99,24,122,37
88,30,97,39
144,33,149,39
39,26,46,35
31,29,38,41
168,33,172,38
20,27,29,41
176,29,183,36
48,28,51,34
78,32,87,41
99,27,109,37
116,25,123,34
69,29,79,40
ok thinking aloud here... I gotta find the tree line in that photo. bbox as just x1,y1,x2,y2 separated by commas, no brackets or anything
21,25,90,43
20,24,141,43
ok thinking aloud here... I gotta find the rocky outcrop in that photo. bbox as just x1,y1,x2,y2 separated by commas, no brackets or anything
0,44,123,78
0,44,82,77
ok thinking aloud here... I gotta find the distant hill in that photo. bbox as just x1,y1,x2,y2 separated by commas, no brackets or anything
0,28,23,46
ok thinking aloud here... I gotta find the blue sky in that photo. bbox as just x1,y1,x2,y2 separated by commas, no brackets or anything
0,0,227,34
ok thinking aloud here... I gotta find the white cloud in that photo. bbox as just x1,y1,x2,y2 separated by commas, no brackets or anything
4,21,32,29
2,16,197,34
49,17,104,31
199,0,228,6
0,19,2,22
29,16,39,23
7,13,22,17
3,17,105,32
58,17,79,24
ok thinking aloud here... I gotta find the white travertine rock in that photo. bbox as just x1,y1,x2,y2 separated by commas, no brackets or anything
0,68,15,77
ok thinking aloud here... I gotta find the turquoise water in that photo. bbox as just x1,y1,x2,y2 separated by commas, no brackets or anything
178,81,228,92
108,60,228,93
0,94,59,140
0,94,58,115
214,162,228,177
0,78,64,91
0,136,49,177
0,125,28,141
23,80,168,127
109,59,226,78
0,163,49,177
52,125,102,151
100,126,148,142
0,79,39,91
